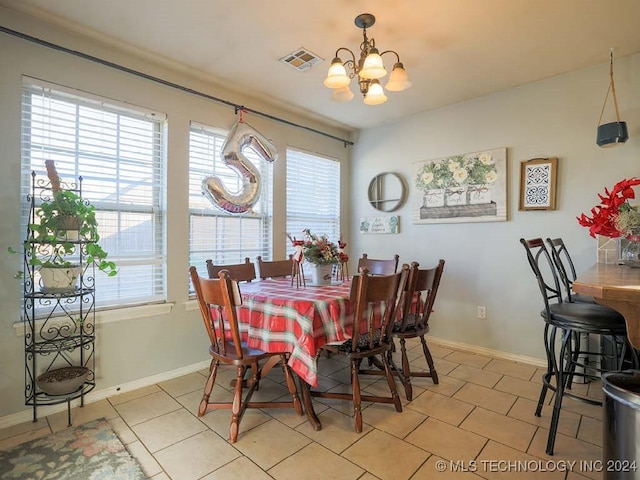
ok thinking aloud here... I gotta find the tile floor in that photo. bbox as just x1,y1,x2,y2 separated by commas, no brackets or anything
0,340,607,480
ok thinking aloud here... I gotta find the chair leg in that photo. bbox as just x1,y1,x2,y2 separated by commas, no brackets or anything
229,365,245,444
381,353,403,413
249,364,261,390
280,356,303,415
199,360,219,417
351,359,363,433
398,338,413,401
419,335,439,384
535,324,553,417
565,330,581,389
546,328,572,455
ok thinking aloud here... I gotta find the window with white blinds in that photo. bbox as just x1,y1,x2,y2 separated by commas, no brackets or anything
21,79,166,309
188,122,272,278
286,149,341,244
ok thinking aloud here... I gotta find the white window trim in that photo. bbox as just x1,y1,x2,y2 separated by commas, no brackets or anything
21,77,167,309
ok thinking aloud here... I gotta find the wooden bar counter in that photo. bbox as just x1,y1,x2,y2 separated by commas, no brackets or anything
573,263,640,348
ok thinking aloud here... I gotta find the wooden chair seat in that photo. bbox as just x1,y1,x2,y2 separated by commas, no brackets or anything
334,330,383,353
190,266,302,443
391,314,426,333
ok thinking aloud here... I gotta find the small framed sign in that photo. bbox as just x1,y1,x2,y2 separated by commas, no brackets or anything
359,215,400,234
519,157,558,210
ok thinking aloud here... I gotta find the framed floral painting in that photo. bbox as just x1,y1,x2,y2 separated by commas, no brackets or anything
412,147,507,224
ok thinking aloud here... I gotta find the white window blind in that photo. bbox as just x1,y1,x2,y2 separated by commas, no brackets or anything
286,149,341,244
188,122,272,278
21,79,167,309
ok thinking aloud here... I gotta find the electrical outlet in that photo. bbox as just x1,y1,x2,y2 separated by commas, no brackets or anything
477,306,486,319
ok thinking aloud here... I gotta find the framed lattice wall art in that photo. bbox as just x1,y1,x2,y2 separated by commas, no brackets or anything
519,157,558,211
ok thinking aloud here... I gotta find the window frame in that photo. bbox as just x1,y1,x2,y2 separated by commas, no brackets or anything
20,78,167,312
285,147,341,246
188,122,273,285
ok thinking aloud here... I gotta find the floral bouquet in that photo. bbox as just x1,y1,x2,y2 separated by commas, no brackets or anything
414,152,498,192
415,159,453,191
466,152,498,186
300,229,341,265
577,178,640,238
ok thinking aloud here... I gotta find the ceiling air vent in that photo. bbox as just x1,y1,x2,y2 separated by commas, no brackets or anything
279,48,323,71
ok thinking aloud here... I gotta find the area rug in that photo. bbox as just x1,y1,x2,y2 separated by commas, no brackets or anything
0,418,145,480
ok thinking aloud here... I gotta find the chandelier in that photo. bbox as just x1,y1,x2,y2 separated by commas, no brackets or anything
323,13,411,105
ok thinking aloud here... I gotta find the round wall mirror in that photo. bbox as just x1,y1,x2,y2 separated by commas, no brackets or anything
368,172,407,212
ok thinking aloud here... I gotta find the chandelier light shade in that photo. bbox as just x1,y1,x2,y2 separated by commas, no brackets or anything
324,59,351,88
386,62,411,91
364,79,387,105
324,13,411,105
331,86,355,103
359,48,386,79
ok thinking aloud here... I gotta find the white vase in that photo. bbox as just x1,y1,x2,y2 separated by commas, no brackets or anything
423,189,445,208
467,184,492,204
445,186,467,206
309,264,334,286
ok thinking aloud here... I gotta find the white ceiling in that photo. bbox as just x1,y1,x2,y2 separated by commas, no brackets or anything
3,0,640,131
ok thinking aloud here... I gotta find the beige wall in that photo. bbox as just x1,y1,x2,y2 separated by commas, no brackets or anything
350,52,640,359
0,7,351,421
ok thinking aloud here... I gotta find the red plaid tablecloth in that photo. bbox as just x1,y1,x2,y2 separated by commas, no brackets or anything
238,278,354,386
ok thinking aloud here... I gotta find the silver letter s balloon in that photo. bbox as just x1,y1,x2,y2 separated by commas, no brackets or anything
202,120,278,214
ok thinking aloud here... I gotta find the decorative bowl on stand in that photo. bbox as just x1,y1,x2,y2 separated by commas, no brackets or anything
36,366,90,396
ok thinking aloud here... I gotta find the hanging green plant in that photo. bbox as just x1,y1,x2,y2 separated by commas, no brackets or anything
10,161,117,284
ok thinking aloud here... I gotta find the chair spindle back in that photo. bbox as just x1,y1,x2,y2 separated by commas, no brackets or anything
349,264,409,352
190,266,244,358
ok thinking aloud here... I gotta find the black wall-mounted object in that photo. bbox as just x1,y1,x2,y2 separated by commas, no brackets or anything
597,121,629,148
597,50,628,148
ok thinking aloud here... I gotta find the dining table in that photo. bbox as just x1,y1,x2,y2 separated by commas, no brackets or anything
236,276,356,430
572,263,640,349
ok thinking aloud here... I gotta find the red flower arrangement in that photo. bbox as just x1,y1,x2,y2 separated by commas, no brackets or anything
577,178,640,238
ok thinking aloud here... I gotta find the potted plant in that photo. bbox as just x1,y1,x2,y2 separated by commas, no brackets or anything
12,161,117,292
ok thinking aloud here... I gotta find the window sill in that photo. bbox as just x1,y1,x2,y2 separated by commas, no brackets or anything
13,303,175,337
184,299,198,312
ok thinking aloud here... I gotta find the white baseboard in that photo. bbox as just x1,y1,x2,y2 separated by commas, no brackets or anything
0,360,210,430
0,338,546,430
429,335,546,368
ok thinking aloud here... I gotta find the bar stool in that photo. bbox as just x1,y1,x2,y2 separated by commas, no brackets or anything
546,238,596,304
520,238,637,455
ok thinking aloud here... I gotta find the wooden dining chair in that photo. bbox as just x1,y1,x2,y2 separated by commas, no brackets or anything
388,259,445,401
357,253,399,275
310,265,409,433
206,257,256,282
256,255,295,279
189,266,303,443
